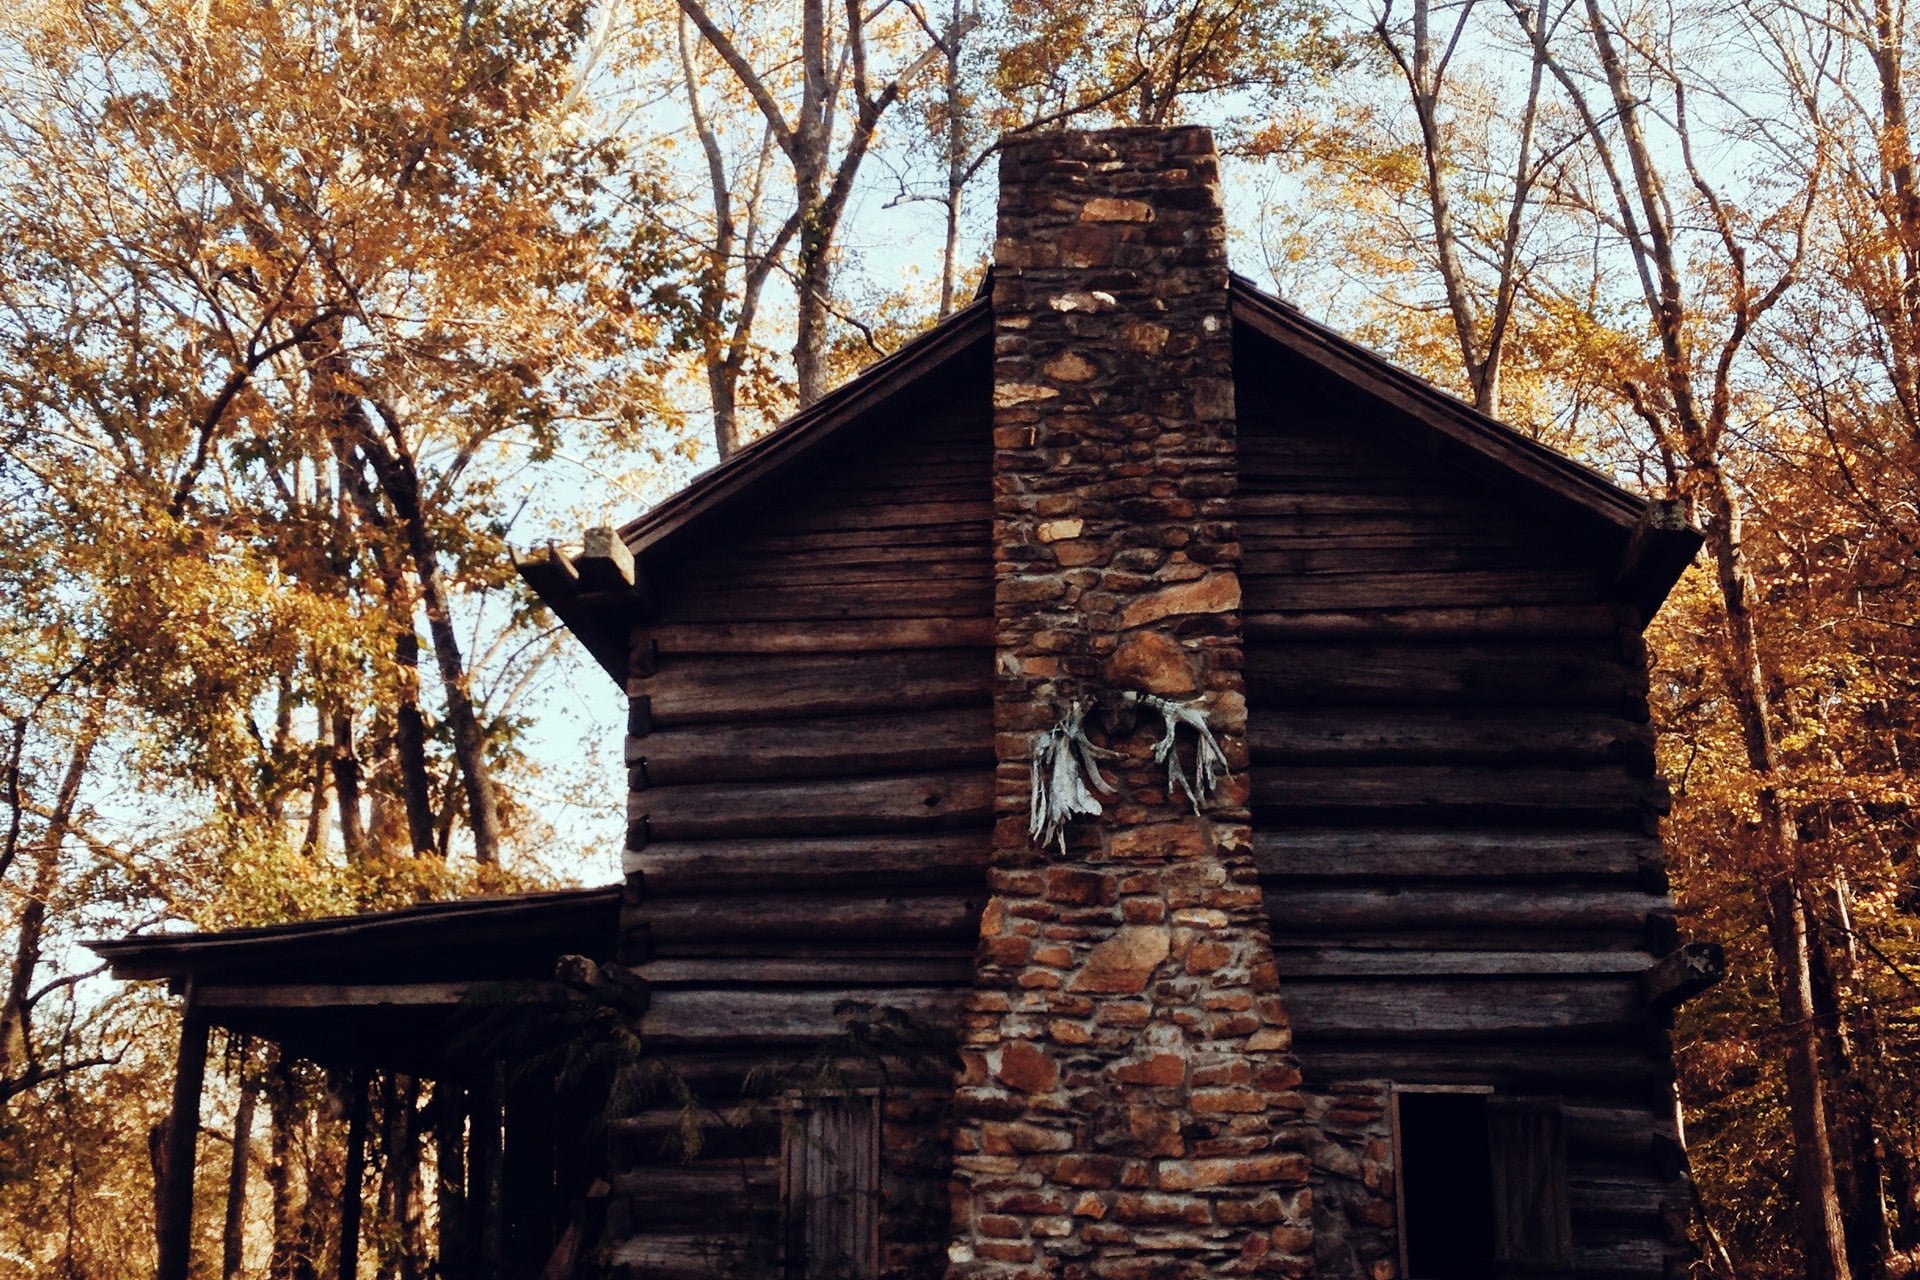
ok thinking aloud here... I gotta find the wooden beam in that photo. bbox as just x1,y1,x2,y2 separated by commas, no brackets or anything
513,542,579,600
157,999,209,1280
1640,942,1726,1010
575,526,638,594
193,981,573,1011
338,1070,368,1280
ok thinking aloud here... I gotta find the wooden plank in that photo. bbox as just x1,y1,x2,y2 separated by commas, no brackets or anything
639,771,994,839
635,709,993,784
676,558,993,591
606,1232,764,1279
1297,1043,1666,1090
725,520,993,554
194,981,571,1010
1264,888,1669,936
744,498,994,537
636,955,975,987
1242,570,1602,610
1564,1106,1675,1161
1271,950,1655,979
1244,645,1635,708
1244,605,1619,640
1569,1231,1673,1279
1239,513,1536,541
1237,492,1484,518
1568,1174,1675,1226
642,650,988,726
646,618,993,655
1249,710,1654,769
1242,543,1574,576
608,1162,778,1215
629,833,990,895
1278,978,1645,1039
638,892,984,947
1252,829,1661,883
682,541,988,577
640,987,964,1047
654,579,991,624
1250,766,1663,822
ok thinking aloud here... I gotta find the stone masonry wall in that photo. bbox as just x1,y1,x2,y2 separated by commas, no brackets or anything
946,126,1315,1280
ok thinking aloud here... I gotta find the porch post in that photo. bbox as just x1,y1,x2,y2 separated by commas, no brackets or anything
157,989,209,1280
338,1069,369,1280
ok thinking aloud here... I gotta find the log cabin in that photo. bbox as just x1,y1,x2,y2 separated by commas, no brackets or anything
94,125,1714,1280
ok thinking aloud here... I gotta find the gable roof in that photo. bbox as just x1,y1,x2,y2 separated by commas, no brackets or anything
522,279,1699,683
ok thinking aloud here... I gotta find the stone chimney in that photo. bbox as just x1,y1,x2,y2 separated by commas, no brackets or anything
948,128,1314,1278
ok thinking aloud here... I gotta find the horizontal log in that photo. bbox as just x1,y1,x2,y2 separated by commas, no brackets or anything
1279,977,1645,1040
654,578,990,623
1253,829,1662,883
1239,513,1539,542
645,617,993,655
608,1162,778,1215
797,478,987,506
640,986,964,1048
1250,710,1654,769
635,955,975,987
611,1104,775,1151
1298,1043,1669,1090
637,891,984,947
1238,492,1495,518
1571,1231,1675,1280
683,540,989,579
639,771,993,839
725,520,993,555
1568,1174,1678,1226
1244,604,1620,640
1265,888,1671,937
1564,1105,1677,1161
1271,949,1654,979
1243,570,1602,610
677,558,993,592
1250,766,1664,823
642,650,988,726
749,498,993,537
607,1233,763,1279
634,709,993,785
1242,541,1574,576
1244,644,1636,708
629,834,990,895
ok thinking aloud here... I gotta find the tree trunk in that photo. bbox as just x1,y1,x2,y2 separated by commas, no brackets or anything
300,751,330,859
225,1043,259,1280
1807,882,1894,1277
792,183,831,407
938,0,965,319
434,1081,471,1280
270,1057,302,1280
377,1074,425,1280
330,712,365,861
393,632,438,858
1765,870,1855,1280
356,418,501,865
0,705,99,1091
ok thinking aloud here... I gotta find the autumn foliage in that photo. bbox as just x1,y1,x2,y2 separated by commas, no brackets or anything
4,0,1920,1275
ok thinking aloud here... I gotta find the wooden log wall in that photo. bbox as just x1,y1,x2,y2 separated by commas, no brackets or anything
614,377,994,1279
1235,344,1687,1280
